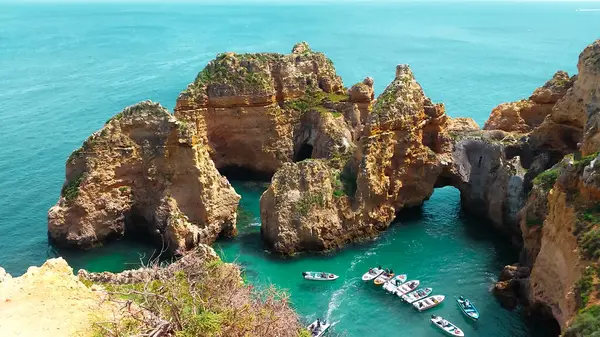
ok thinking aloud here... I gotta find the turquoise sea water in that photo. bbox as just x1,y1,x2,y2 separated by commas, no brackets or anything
0,2,598,336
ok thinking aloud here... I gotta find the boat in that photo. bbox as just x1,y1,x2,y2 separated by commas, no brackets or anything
306,319,330,337
373,271,395,286
362,267,384,281
430,315,465,337
401,287,433,303
302,271,339,281
456,296,480,320
382,274,407,293
394,280,420,296
413,295,445,312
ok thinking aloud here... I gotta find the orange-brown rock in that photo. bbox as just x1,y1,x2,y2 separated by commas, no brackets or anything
484,71,573,133
448,117,480,132
531,41,600,154
48,101,240,253
174,42,348,176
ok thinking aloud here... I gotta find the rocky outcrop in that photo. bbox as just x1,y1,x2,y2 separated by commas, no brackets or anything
493,263,531,309
530,42,600,155
174,42,352,177
448,117,480,132
48,101,240,253
0,258,116,337
484,71,573,133
450,135,526,240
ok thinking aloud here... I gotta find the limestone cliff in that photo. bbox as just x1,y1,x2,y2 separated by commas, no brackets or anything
174,42,354,177
0,258,116,337
484,71,574,133
48,101,240,253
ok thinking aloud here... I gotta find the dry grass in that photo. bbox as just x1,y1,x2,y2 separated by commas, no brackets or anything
87,249,305,337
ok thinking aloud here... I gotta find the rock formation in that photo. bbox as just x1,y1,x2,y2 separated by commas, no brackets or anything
0,258,117,337
491,39,600,334
174,42,349,177
261,64,527,252
48,101,240,253
484,71,574,133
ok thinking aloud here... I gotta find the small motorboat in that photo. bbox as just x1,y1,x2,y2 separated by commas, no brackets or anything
456,296,480,320
382,274,407,293
302,271,339,281
362,267,384,281
373,271,395,286
401,287,433,304
395,280,420,297
431,315,465,336
307,319,330,337
413,295,445,312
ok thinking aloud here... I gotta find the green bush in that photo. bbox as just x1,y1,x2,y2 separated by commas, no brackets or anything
564,305,600,337
295,192,325,216
532,168,559,190
61,173,86,202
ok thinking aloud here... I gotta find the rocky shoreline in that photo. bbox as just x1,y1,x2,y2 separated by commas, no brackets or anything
37,39,600,335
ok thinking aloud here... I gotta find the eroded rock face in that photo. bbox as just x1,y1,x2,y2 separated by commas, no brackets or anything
451,137,525,239
484,71,573,133
531,41,600,154
260,160,346,253
448,117,480,132
174,42,351,177
261,65,457,253
48,101,240,253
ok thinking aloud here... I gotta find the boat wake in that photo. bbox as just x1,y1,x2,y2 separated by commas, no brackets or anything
576,8,600,12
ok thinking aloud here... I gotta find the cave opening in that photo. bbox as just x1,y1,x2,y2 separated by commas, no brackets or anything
526,303,562,337
219,165,273,181
294,142,313,162
124,210,164,248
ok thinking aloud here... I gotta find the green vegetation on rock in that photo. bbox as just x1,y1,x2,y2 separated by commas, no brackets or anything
574,265,600,308
62,172,86,202
564,305,600,337
295,192,325,216
285,89,347,116
532,168,559,190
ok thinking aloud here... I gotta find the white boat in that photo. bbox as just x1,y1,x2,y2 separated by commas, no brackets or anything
413,295,445,311
307,319,330,337
362,267,384,281
373,271,395,286
401,287,433,303
303,271,339,281
430,315,464,337
394,280,420,297
382,274,407,293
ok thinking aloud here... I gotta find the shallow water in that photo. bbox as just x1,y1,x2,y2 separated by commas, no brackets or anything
216,182,553,337
0,2,597,336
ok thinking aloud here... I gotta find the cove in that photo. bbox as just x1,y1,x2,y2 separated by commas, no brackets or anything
214,181,550,337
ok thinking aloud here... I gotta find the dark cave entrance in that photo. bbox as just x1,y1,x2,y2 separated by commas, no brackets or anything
294,142,313,162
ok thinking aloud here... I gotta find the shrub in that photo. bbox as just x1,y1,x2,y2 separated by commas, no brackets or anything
564,305,600,337
532,168,559,190
90,254,304,337
295,192,325,216
62,173,86,202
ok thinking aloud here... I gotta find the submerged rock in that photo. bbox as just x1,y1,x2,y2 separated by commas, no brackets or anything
48,101,240,253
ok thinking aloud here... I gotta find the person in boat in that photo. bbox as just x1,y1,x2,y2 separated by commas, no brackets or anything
465,299,470,307
419,302,423,308
316,318,321,328
369,268,373,273
321,272,326,278
390,269,394,274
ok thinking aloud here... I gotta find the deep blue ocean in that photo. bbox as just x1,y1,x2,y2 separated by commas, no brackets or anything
0,2,598,336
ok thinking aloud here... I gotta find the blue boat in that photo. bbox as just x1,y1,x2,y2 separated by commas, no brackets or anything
456,296,480,320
